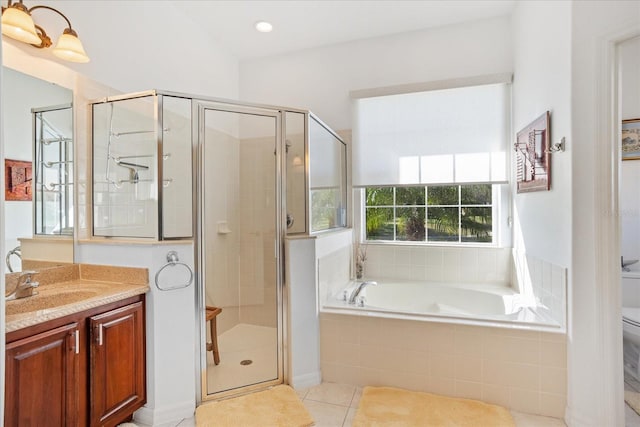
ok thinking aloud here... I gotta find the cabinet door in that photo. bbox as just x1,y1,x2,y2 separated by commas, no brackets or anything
5,322,80,427
89,302,145,427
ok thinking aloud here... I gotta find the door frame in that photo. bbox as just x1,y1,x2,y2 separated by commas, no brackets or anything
193,100,287,402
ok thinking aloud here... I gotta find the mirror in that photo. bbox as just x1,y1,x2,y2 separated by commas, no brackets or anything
3,66,74,273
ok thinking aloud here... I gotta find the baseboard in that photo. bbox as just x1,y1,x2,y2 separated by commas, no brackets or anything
134,400,195,426
290,371,322,390
564,404,598,427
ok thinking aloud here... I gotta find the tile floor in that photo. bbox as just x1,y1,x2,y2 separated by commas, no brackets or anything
133,382,567,427
296,383,565,427
625,373,640,426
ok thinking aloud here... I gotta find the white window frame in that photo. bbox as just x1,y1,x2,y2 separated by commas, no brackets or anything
356,184,509,248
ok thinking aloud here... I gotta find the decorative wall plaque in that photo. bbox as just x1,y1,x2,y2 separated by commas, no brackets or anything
514,111,551,193
622,118,640,161
4,159,33,201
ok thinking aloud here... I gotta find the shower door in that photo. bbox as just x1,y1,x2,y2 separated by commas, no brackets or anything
196,102,283,399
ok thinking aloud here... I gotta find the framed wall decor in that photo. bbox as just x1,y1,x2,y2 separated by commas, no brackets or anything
514,111,551,193
622,119,640,160
4,159,33,201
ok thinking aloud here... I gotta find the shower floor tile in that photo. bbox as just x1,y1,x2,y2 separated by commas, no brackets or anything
206,323,278,394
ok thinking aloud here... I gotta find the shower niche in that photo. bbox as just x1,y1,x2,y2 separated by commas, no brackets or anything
91,92,193,239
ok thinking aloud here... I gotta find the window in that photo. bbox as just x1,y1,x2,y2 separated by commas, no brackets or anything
365,184,493,244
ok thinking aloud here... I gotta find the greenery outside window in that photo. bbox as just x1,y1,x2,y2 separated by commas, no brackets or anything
365,184,493,243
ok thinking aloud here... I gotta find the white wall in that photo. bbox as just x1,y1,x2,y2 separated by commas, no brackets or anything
286,229,353,389
511,1,572,267
240,15,513,130
620,37,640,262
13,1,240,100
570,1,640,426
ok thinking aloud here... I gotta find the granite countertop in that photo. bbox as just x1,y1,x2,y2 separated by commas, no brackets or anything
5,264,149,333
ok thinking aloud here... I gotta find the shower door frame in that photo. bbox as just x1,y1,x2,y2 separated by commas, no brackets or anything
194,100,288,402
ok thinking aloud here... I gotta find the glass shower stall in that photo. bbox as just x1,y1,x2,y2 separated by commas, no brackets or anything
90,90,348,401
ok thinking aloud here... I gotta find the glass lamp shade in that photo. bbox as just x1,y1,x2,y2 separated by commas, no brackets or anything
52,28,89,63
1,5,41,45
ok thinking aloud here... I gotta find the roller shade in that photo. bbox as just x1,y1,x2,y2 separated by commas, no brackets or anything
352,83,510,187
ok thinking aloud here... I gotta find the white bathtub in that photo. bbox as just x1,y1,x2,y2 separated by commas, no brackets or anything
322,279,561,331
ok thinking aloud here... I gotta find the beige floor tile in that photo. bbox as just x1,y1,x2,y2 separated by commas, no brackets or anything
350,387,363,408
303,400,350,427
294,386,310,400
510,410,566,427
626,402,640,427
343,408,358,427
175,418,196,427
305,382,356,407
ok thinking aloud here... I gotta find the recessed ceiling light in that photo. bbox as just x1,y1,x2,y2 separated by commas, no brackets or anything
255,21,273,33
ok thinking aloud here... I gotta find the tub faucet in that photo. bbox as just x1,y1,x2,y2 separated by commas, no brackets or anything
6,271,39,301
348,281,377,305
622,256,639,272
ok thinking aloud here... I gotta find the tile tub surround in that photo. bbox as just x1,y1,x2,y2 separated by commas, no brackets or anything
359,245,566,330
362,244,512,284
5,263,149,332
511,250,567,329
320,313,567,418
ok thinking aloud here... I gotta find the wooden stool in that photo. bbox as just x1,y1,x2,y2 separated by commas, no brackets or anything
205,306,222,365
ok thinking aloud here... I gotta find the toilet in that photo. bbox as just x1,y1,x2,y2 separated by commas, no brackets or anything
623,272,640,381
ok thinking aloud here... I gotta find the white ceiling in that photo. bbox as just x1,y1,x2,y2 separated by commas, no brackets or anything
173,1,516,60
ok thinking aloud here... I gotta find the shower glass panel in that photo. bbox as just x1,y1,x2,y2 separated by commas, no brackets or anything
201,106,281,397
309,116,347,232
285,111,306,234
33,104,73,235
161,96,193,238
92,96,158,238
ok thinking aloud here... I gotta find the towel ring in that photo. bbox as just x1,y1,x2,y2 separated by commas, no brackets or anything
155,251,193,291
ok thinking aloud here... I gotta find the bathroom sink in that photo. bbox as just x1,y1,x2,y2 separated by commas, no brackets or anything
6,290,99,315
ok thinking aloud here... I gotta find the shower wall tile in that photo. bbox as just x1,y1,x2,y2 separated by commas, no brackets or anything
320,313,567,418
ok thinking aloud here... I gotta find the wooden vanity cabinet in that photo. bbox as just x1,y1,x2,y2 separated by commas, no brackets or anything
4,295,146,427
89,301,145,427
5,322,81,427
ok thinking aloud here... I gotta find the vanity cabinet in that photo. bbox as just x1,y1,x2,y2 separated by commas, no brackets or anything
4,295,146,427
89,302,145,426
5,322,80,426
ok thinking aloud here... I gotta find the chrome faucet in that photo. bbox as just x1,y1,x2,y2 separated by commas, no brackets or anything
348,281,377,305
6,271,39,301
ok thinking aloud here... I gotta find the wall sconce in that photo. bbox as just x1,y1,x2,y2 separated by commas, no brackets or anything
1,0,89,63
